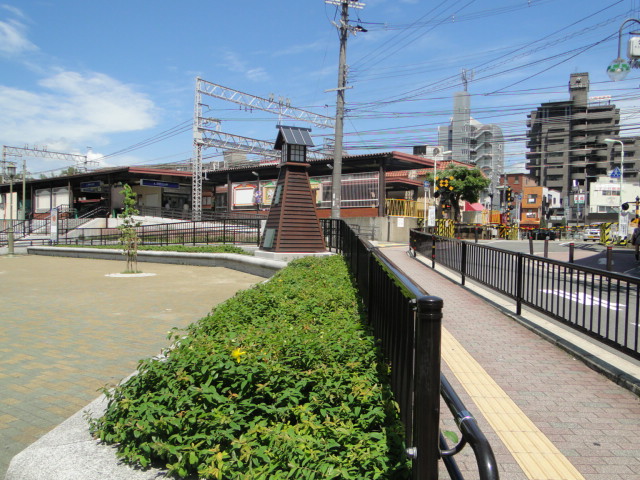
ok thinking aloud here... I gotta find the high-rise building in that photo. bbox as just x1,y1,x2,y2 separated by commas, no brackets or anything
526,72,639,223
438,91,504,209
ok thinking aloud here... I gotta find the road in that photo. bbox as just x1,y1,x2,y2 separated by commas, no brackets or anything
474,238,640,277
438,238,640,356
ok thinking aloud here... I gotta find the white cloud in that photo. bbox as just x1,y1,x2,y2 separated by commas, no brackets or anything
221,51,270,82
0,70,158,148
0,16,36,56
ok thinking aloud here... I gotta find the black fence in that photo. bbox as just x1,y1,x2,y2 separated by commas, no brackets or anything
58,219,261,247
411,229,640,361
323,219,499,480
0,218,50,243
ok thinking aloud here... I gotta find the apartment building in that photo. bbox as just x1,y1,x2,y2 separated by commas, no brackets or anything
526,72,639,224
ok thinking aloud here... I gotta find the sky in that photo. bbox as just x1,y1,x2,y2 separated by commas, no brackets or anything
2,0,640,177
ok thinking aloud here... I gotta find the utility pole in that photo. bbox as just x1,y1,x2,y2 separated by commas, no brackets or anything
326,0,365,219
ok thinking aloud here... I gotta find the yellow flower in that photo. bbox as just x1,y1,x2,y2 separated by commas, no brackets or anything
231,347,246,363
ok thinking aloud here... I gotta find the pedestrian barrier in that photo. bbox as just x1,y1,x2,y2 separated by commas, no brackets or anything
324,219,499,480
55,219,262,247
436,218,455,238
601,223,614,245
411,229,640,361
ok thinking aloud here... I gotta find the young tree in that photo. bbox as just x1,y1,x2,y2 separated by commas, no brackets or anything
428,165,490,222
118,184,141,273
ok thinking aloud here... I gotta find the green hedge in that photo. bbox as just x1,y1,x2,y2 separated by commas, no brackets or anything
89,255,409,479
58,244,250,255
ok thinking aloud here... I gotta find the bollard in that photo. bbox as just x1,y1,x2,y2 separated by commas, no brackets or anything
529,235,534,255
607,246,613,271
474,226,479,243
413,296,443,480
544,238,549,258
569,242,574,263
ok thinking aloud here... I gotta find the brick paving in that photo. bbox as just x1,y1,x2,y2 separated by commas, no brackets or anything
0,255,263,478
381,246,640,480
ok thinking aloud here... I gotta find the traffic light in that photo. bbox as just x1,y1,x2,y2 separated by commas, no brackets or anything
506,187,512,203
622,202,630,211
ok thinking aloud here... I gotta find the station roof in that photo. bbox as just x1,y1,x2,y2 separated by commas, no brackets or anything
1,151,437,191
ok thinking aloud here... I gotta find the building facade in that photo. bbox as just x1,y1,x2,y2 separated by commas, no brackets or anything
438,91,505,209
526,72,640,224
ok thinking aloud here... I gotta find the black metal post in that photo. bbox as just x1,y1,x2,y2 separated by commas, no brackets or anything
474,226,478,243
528,235,534,255
461,242,467,286
607,246,613,271
431,235,436,269
569,243,574,263
413,295,443,480
516,253,523,315
543,238,549,258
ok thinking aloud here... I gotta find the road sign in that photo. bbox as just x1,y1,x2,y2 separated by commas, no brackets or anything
610,167,621,178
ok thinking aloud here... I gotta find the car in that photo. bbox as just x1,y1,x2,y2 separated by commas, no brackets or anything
527,228,556,240
582,227,601,242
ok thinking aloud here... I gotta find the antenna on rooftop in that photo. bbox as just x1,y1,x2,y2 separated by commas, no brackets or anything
461,69,475,92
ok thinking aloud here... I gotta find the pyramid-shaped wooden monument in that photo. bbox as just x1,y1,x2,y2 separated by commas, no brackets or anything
260,126,326,253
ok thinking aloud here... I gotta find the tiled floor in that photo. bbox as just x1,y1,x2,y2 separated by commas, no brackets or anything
0,255,263,478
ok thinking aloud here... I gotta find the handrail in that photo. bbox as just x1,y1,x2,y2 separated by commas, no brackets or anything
370,245,427,298
440,374,499,480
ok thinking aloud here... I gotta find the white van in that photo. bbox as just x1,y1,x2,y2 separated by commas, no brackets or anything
582,227,600,241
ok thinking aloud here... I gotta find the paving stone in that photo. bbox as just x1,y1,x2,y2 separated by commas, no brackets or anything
0,255,262,478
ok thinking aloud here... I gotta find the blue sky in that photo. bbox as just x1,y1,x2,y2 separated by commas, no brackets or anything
2,0,640,176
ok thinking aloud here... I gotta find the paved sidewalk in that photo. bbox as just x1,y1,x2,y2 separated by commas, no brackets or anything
380,246,640,480
0,255,263,478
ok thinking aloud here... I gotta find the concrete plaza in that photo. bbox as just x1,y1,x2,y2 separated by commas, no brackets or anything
0,255,263,478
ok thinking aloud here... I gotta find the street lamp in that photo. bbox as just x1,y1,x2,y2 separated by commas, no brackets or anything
604,137,625,236
606,18,640,81
6,163,16,255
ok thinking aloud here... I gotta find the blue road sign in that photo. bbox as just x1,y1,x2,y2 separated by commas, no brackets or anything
610,167,621,178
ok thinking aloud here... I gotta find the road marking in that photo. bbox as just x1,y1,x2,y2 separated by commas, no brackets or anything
541,289,625,311
442,328,585,480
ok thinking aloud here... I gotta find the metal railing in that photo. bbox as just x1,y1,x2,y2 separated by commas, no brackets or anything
137,206,268,221
411,229,640,360
0,218,50,243
58,219,261,247
323,219,499,480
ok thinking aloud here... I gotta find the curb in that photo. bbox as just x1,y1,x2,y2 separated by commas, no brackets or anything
26,246,287,278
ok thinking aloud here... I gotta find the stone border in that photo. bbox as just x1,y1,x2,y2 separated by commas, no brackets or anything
4,394,169,480
27,246,287,278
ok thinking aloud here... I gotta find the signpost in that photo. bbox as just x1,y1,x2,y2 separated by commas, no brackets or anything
140,179,180,189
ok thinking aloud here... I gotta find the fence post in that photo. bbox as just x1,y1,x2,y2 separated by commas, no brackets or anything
460,241,467,286
516,252,523,316
413,295,443,480
431,235,436,269
193,222,197,246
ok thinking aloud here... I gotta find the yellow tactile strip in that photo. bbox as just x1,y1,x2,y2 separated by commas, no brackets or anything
441,327,585,480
